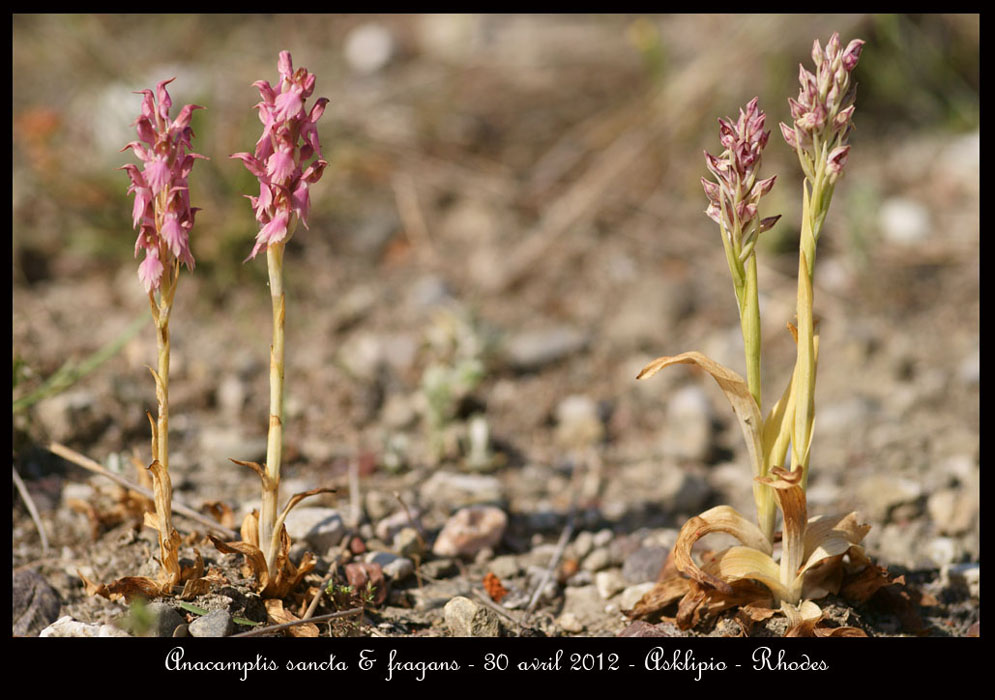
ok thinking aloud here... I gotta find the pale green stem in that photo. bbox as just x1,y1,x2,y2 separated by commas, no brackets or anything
722,208,773,542
149,260,179,538
791,185,817,486
261,241,286,574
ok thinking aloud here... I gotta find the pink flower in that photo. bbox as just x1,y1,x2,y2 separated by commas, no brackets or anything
232,51,328,260
122,78,205,292
701,97,780,237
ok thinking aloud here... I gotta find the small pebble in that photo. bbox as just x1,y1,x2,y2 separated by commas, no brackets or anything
572,531,595,560
505,326,587,371
557,612,584,634
432,505,507,558
488,554,521,580
145,602,185,638
619,583,657,611
592,528,614,548
942,563,980,599
554,395,604,449
188,610,233,638
622,545,669,584
595,569,627,599
283,507,345,555
443,596,501,637
39,616,130,638
659,385,713,462
581,547,613,573
365,551,415,582
393,527,426,558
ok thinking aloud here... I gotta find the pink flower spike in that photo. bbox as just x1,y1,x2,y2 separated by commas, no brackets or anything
122,77,203,289
236,51,328,260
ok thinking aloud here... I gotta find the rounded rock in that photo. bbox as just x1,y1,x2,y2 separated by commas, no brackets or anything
432,505,508,558
444,596,501,637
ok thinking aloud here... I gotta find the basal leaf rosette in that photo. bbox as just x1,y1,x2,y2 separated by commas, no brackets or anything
631,349,871,633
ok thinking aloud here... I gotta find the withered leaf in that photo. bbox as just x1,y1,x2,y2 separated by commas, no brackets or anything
264,599,319,638
625,575,690,620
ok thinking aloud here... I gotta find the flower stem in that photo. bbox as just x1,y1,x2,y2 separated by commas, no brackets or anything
149,261,179,544
261,241,286,574
791,183,819,489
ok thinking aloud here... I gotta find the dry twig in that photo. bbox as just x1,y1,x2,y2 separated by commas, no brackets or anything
231,607,364,638
13,466,50,554
48,442,238,540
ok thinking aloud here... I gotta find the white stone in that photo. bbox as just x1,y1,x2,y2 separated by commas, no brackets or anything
344,23,395,75
283,507,345,554
879,197,931,245
595,569,627,599
619,583,657,611
40,616,131,637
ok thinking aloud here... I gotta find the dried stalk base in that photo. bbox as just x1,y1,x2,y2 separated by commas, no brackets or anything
78,460,224,602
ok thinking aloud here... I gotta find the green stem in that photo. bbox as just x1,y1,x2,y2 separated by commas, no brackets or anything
261,241,286,574
791,184,818,489
741,254,762,411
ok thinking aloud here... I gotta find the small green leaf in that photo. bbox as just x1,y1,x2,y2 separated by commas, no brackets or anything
176,601,208,616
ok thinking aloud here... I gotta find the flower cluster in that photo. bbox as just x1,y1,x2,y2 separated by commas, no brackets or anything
701,97,780,244
231,51,329,260
780,33,865,179
122,79,204,292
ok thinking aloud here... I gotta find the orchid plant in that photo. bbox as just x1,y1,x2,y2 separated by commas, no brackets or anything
634,34,868,629
81,79,218,601
212,51,334,598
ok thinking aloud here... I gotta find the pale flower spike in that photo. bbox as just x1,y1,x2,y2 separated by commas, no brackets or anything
781,32,865,183
701,96,781,244
122,78,205,292
231,50,329,261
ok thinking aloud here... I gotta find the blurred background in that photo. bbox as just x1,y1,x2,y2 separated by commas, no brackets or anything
13,15,979,572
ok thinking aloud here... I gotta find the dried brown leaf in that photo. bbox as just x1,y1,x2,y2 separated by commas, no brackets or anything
264,599,319,637
201,501,236,530
814,626,868,637
676,577,772,630
625,574,690,619
782,600,822,636
672,505,772,596
840,562,897,603
209,535,270,593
